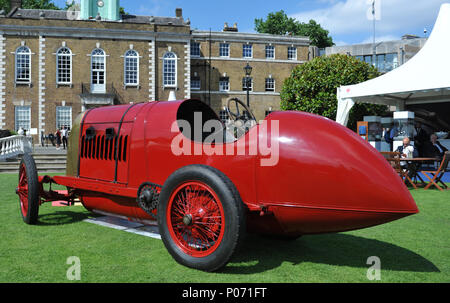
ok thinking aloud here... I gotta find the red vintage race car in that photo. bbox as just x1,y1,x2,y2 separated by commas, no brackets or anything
16,98,418,271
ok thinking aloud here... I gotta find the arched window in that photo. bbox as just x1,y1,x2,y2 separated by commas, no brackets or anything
163,52,177,88
91,48,106,93
56,47,72,85
124,49,139,86
15,46,31,84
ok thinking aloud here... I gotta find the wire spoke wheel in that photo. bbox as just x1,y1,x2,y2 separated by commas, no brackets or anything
18,164,29,217
158,165,245,272
16,153,40,224
167,182,225,257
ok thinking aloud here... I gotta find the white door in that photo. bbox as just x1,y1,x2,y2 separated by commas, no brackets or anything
91,49,106,93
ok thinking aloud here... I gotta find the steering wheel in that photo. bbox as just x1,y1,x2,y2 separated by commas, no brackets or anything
225,98,257,139
226,98,256,123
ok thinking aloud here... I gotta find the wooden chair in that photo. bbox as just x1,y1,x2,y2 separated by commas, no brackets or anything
381,152,400,164
421,151,449,191
380,152,417,188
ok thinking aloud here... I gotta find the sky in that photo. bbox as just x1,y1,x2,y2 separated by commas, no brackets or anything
53,0,448,45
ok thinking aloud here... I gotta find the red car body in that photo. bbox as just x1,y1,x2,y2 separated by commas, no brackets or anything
17,99,419,271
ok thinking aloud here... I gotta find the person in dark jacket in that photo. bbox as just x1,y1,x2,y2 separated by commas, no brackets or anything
414,122,429,157
425,133,448,158
55,129,62,149
41,131,45,147
48,133,55,146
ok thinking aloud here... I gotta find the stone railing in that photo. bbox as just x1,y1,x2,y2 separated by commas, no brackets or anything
0,135,33,162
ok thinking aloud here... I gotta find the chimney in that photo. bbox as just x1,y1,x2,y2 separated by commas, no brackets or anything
223,22,238,32
175,8,182,18
10,0,22,9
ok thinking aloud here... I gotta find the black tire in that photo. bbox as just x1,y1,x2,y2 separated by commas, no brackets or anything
17,153,40,225
157,164,246,272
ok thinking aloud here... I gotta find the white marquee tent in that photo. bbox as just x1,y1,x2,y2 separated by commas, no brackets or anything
336,3,450,126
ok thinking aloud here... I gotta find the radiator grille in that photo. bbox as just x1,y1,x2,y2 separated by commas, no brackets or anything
80,134,129,162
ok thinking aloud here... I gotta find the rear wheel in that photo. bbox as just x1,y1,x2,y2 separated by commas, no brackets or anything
17,153,40,225
158,165,245,272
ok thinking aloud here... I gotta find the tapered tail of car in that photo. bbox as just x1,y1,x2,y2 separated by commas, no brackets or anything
252,111,418,236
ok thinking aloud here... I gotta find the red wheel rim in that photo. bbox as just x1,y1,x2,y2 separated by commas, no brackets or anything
166,181,225,257
18,163,29,217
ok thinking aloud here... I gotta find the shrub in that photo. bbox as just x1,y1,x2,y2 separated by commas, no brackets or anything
280,54,388,130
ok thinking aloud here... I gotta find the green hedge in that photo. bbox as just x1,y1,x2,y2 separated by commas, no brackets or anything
280,54,388,130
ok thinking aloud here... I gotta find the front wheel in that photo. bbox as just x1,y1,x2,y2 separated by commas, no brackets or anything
17,153,40,224
157,165,245,272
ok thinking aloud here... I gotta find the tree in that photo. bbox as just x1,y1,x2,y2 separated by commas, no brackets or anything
22,0,60,10
1,0,60,13
280,54,388,130
255,10,334,48
255,10,298,36
293,20,334,50
64,0,75,10
119,7,128,15
0,0,10,13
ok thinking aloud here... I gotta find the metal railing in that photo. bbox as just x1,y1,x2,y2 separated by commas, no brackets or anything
0,135,33,162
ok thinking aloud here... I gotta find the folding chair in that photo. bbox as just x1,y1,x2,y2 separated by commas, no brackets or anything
421,151,449,191
380,152,401,168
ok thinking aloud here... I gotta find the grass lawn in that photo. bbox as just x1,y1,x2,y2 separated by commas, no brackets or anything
0,173,448,283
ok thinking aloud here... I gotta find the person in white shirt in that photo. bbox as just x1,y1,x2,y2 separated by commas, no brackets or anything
61,126,68,150
395,137,415,168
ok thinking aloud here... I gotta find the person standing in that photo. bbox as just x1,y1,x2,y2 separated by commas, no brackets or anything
41,131,45,147
55,128,62,150
384,122,395,151
414,122,428,157
61,126,68,150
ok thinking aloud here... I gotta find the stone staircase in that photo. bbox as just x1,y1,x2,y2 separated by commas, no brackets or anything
0,146,67,174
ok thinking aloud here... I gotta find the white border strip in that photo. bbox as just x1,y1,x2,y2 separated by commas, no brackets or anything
84,215,161,240
38,35,46,134
148,39,156,101
0,35,5,128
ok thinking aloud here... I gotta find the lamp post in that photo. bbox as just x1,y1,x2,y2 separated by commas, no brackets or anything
243,62,252,107
371,0,376,68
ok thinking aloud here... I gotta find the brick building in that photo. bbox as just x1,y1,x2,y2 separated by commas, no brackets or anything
191,27,310,120
0,0,311,141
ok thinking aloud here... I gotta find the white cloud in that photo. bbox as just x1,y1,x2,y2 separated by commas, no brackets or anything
333,40,350,46
290,0,446,38
360,34,399,44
